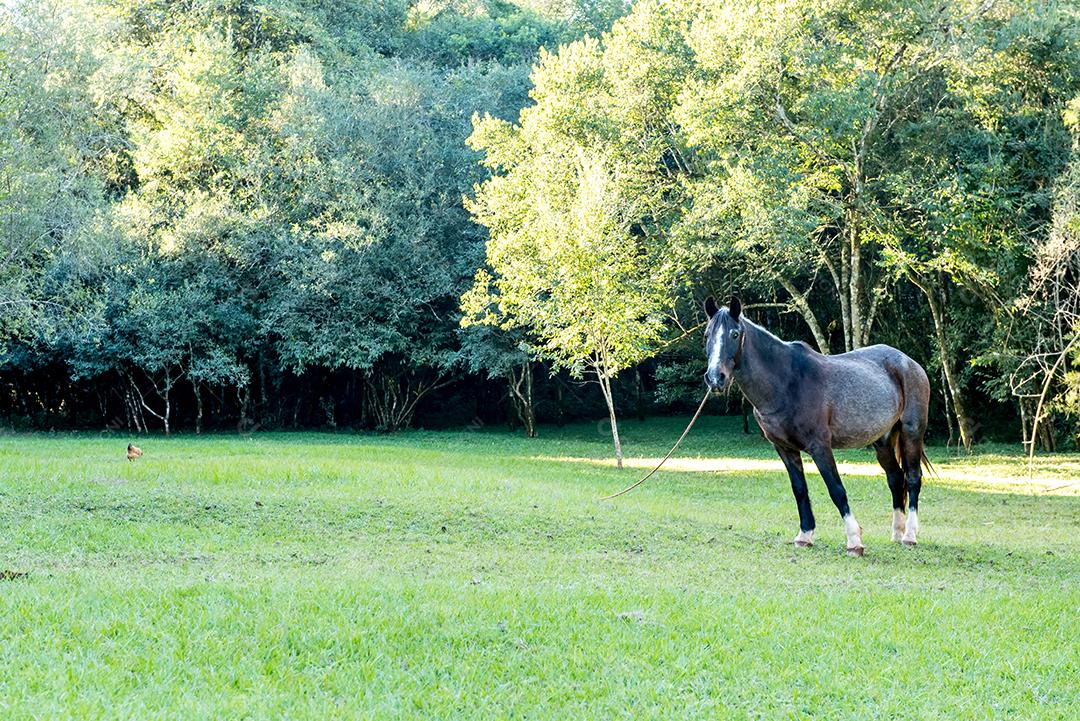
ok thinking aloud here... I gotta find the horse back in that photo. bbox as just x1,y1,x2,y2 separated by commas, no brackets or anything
821,345,926,448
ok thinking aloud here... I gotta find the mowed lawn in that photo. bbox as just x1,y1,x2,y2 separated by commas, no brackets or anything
0,418,1077,720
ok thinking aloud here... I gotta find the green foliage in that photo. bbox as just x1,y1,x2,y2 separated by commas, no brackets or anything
464,146,672,376
462,14,692,377
462,21,695,458
2,0,601,431
3,0,1080,440
1008,108,1080,449
0,1,118,343
265,57,526,374
463,0,1080,446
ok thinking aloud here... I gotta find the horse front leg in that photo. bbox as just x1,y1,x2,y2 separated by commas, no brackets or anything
776,446,815,547
807,444,864,557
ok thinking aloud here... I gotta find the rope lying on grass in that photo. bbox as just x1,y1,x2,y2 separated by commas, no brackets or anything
599,390,712,501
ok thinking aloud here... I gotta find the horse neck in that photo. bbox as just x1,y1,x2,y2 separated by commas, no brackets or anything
734,320,792,412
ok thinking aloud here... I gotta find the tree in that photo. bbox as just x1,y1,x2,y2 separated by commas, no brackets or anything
4,0,1078,441
0,1,117,346
465,62,677,465
260,53,530,430
1,0,601,433
873,6,1080,449
1009,96,1080,452
681,0,1080,447
58,0,547,432
465,0,1080,449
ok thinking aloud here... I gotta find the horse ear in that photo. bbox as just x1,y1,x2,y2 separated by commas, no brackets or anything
704,296,719,319
729,295,742,321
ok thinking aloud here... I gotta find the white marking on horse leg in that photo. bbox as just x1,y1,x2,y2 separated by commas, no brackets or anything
892,509,906,542
844,514,864,556
794,529,814,547
901,509,919,547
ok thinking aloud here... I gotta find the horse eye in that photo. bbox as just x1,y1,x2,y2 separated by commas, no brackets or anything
731,329,741,339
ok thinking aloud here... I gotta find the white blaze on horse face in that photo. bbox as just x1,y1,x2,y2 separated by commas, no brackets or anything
708,325,726,379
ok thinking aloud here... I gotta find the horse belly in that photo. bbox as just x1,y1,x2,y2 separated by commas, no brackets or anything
826,370,902,448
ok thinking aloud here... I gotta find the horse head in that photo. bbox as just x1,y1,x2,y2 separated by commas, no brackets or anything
704,295,743,392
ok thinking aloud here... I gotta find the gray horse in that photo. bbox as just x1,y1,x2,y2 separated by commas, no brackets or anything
703,296,931,555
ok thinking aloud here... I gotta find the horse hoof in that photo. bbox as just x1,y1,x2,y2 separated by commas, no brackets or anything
794,540,813,548
901,539,917,548
846,545,865,557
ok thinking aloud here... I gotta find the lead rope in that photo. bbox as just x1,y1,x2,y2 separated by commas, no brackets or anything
598,390,712,501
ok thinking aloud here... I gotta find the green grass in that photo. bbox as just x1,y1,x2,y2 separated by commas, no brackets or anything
0,417,1077,720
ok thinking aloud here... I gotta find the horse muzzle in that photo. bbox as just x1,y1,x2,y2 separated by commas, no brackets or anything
704,369,731,392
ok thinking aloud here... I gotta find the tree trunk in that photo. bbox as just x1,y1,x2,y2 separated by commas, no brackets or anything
126,385,141,433
849,223,864,350
840,241,853,352
1037,415,1057,452
1019,397,1030,454
131,371,174,434
861,282,885,348
923,283,975,451
238,384,251,432
604,379,623,470
595,356,623,469
522,361,536,438
123,380,136,432
505,387,519,432
258,354,268,425
941,365,956,449
364,366,449,432
776,275,830,353
162,381,171,435
194,380,203,435
507,361,537,438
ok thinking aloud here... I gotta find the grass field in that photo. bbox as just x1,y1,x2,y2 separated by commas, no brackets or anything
0,417,1077,720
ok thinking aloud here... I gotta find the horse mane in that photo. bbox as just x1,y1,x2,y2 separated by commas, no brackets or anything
744,315,823,356
741,315,778,339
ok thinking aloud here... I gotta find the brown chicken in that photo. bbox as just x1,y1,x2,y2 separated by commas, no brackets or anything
127,443,143,462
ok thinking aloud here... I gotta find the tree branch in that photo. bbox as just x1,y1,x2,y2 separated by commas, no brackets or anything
774,91,847,172
775,274,830,353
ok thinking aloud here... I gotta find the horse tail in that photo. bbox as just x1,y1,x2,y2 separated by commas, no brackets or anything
921,449,937,479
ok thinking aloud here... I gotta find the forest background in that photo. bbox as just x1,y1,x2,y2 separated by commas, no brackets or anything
2,0,1079,455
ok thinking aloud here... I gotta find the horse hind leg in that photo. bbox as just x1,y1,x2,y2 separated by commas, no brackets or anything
899,421,926,547
898,363,930,547
873,427,907,542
